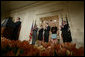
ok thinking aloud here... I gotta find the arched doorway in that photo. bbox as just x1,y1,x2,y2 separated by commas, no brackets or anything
40,15,60,42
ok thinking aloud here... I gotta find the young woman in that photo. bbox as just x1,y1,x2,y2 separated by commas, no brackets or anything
51,24,58,44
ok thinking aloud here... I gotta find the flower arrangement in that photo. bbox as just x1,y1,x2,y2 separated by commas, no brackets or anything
1,37,40,56
1,37,84,56
54,42,84,56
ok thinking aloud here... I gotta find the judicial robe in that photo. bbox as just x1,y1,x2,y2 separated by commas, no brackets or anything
14,21,21,40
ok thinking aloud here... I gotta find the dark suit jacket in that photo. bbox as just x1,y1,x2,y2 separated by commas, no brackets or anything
14,21,21,40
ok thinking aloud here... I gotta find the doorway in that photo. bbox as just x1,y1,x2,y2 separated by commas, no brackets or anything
40,15,60,41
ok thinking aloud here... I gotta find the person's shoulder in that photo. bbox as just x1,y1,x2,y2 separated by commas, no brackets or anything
17,21,21,24
48,25,50,27
19,21,21,23
51,27,54,28
55,26,56,28
48,26,50,28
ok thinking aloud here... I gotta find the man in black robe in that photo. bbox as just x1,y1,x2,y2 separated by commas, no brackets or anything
1,17,16,40
14,17,21,40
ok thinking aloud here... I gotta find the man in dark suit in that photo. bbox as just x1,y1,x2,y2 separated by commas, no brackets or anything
44,23,50,42
61,21,72,43
14,17,21,40
38,25,43,41
32,25,38,45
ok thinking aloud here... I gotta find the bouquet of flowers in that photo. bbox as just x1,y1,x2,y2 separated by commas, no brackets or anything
54,42,84,56
1,37,84,56
1,37,40,56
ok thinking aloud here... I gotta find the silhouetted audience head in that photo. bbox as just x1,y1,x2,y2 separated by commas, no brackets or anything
8,17,13,19
5,16,13,20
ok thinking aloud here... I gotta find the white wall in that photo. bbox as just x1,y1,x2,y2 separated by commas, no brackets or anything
68,2,84,48
9,1,84,48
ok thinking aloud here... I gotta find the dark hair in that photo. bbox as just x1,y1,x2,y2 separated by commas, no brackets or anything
9,17,13,19
41,20,43,23
46,23,48,25
63,21,66,22
50,20,52,21
5,16,13,19
41,25,42,27
17,17,20,20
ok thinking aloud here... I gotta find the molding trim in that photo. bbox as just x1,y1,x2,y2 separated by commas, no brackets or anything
36,9,63,15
